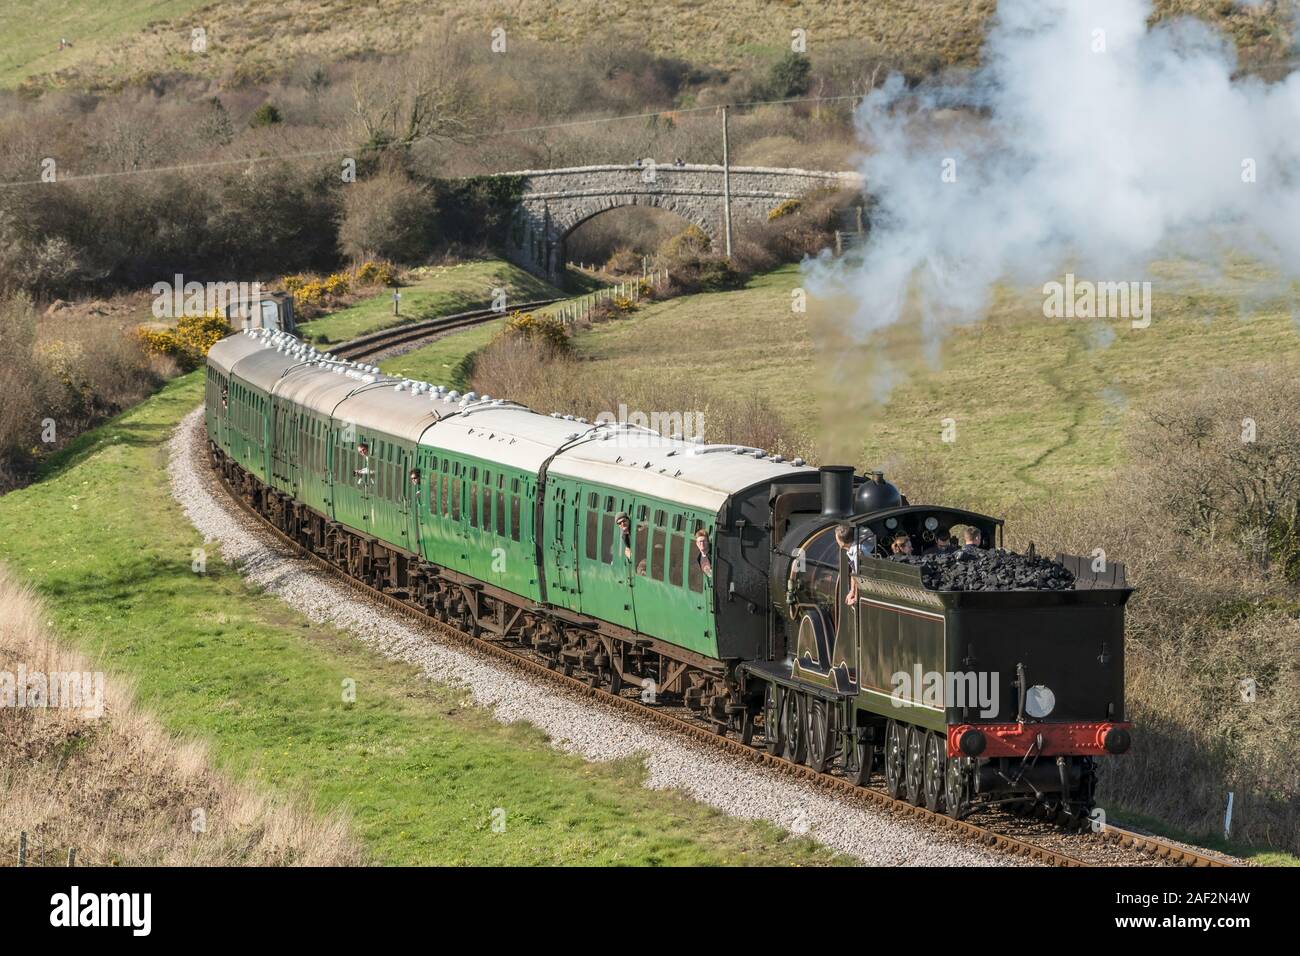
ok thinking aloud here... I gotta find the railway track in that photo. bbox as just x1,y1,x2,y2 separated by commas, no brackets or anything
324,298,563,363
206,427,1238,869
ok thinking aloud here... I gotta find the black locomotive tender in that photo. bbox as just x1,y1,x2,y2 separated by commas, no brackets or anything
748,466,1132,826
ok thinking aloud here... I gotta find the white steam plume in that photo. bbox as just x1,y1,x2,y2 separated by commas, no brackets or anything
805,0,1300,352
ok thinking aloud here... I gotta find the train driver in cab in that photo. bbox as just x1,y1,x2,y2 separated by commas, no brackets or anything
835,524,868,606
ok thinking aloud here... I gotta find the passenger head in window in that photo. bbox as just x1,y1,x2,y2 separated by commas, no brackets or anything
408,468,421,486
615,512,632,560
693,528,712,577
357,442,369,458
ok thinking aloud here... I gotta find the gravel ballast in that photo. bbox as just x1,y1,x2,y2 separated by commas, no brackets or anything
169,408,1019,866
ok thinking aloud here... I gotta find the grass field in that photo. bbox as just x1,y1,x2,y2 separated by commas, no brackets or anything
4,0,1290,90
298,260,561,346
474,261,1300,511
0,375,840,865
0,0,203,87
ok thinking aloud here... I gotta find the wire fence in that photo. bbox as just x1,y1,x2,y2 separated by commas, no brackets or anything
551,268,669,330
10,831,115,868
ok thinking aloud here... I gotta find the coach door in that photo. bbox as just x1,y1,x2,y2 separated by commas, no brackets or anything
270,396,298,497
576,489,637,632
545,482,581,610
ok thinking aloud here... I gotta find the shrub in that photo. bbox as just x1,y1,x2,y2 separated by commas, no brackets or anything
764,52,811,99
137,311,230,371
355,259,396,286
500,311,570,354
338,170,436,263
604,246,642,275
249,103,282,127
768,198,802,220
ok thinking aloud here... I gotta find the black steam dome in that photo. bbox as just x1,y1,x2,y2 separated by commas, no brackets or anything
855,471,902,514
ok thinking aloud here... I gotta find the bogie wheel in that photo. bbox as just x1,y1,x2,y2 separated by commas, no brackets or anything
944,755,972,820
763,684,784,755
923,731,946,813
845,723,874,787
805,697,832,773
883,720,906,799
782,692,807,764
904,724,926,806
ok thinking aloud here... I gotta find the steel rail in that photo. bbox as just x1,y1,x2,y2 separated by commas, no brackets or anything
326,298,563,361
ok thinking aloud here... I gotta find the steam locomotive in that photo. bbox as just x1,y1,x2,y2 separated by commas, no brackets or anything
205,328,1132,826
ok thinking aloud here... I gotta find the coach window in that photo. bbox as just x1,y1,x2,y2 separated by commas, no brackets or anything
510,492,521,542
669,530,685,586
451,475,461,520
470,478,479,527
634,518,648,574
585,507,599,560
600,510,616,564
482,479,492,532
651,527,667,581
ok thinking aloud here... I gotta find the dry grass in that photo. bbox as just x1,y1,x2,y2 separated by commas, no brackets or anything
471,333,810,460
1006,367,1300,853
7,1,1292,90
0,565,366,867
0,294,172,491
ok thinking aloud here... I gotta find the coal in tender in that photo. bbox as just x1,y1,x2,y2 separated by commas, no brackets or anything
894,548,1075,592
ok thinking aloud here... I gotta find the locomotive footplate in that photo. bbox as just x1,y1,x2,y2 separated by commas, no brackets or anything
738,659,855,702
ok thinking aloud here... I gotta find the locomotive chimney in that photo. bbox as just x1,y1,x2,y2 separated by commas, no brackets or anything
819,465,855,518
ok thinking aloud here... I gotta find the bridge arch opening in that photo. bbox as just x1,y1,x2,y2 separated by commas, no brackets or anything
563,203,712,274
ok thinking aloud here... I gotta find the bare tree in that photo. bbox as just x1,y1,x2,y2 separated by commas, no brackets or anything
350,35,479,157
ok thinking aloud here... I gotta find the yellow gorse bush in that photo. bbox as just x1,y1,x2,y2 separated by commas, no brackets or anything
137,311,230,371
502,311,570,354
356,260,395,286
280,262,394,313
767,198,801,221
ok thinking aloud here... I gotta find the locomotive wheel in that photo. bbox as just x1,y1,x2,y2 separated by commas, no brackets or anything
904,724,926,806
739,705,756,746
782,692,807,764
763,685,784,755
923,732,946,813
883,720,906,799
805,697,831,773
944,755,972,820
845,724,874,787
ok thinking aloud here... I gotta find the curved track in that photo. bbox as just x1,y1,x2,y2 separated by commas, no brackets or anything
325,297,563,362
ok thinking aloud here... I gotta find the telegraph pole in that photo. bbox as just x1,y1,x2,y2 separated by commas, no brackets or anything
721,105,733,259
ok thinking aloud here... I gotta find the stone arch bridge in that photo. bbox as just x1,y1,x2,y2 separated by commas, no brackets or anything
502,164,862,285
